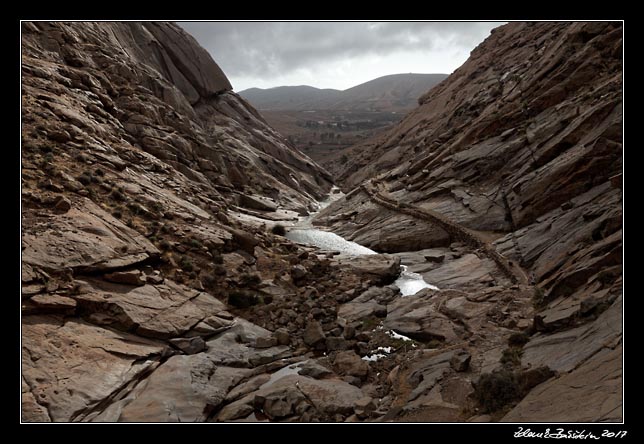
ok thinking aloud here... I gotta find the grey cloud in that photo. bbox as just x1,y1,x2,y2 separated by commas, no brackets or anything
179,22,501,78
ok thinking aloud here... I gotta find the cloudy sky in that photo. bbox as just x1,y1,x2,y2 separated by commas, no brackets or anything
178,22,503,92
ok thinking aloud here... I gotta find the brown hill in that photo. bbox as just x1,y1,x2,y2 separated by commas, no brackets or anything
239,73,448,112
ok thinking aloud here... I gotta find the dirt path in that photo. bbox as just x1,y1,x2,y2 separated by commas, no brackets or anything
361,181,529,285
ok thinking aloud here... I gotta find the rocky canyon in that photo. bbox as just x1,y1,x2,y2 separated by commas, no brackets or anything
21,21,622,423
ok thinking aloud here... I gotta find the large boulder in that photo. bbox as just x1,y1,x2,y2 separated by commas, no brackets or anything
503,345,622,422
72,278,228,339
333,254,401,285
22,315,166,422
384,290,459,343
118,355,244,422
22,198,159,273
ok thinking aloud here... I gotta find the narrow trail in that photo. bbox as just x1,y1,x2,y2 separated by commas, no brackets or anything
361,181,529,285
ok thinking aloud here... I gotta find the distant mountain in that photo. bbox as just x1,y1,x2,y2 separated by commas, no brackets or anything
239,85,342,111
239,73,448,112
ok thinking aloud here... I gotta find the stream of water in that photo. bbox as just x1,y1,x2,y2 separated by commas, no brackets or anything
285,187,437,296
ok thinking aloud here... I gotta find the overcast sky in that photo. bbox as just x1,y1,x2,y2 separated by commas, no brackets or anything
178,22,503,92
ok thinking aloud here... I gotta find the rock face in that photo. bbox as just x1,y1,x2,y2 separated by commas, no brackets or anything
21,21,332,222
318,22,622,422
20,21,340,423
22,315,166,422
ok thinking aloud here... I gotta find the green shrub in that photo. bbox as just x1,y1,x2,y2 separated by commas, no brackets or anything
500,347,523,367
474,370,521,413
159,240,171,251
271,224,286,236
179,256,194,272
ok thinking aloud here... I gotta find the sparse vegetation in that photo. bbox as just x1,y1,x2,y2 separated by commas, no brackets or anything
500,347,523,368
188,238,202,249
159,240,171,251
211,252,224,264
271,224,286,236
239,273,262,288
474,369,521,413
150,201,164,213
361,317,381,330
127,202,143,215
228,290,262,308
77,172,93,186
532,286,546,308
508,332,530,348
110,188,125,201
179,256,194,272
212,264,227,276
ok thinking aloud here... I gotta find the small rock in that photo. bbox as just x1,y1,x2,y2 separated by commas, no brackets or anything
254,336,278,349
311,307,323,318
146,272,164,285
343,325,356,340
424,253,445,263
273,328,290,346
334,351,369,378
343,376,362,387
169,337,206,355
103,270,146,286
298,361,333,379
450,350,472,372
326,337,348,351
54,196,72,212
354,396,377,419
49,129,71,143
291,265,307,281
303,320,326,349
344,414,359,422
22,294,77,315
355,342,371,356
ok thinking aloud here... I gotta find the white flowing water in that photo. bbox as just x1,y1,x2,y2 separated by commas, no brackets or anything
286,187,437,296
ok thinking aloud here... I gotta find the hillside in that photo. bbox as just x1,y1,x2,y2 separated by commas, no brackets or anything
315,21,623,422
